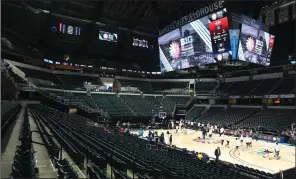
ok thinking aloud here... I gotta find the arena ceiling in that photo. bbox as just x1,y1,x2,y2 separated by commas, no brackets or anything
24,0,216,33
23,0,273,32
2,0,275,72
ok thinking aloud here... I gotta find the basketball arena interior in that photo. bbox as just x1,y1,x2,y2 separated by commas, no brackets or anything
1,0,296,179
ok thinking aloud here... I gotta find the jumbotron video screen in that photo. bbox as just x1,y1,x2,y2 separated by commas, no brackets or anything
238,24,275,66
159,8,231,72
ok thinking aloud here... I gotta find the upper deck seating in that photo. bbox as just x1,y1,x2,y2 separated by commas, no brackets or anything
120,95,154,116
56,74,102,86
231,80,262,95
161,96,190,117
18,67,61,85
118,79,153,93
270,78,296,94
195,82,217,93
151,81,188,91
250,79,280,95
92,94,122,116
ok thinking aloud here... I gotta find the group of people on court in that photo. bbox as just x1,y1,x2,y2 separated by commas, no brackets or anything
146,130,173,146
233,134,253,155
263,140,281,160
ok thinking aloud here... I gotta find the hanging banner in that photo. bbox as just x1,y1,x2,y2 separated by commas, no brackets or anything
277,6,289,24
265,10,275,26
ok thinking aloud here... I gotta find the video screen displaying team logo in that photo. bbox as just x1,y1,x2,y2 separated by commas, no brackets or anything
238,24,275,66
159,17,217,72
208,8,231,61
158,8,230,72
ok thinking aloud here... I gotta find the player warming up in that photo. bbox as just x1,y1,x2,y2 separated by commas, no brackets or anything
234,138,240,155
240,134,244,148
225,135,230,148
245,135,251,150
270,142,280,160
220,134,225,147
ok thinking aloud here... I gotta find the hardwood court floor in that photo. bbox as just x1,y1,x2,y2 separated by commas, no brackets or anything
139,129,295,174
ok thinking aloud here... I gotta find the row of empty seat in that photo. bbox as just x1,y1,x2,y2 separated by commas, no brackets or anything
238,108,296,131
28,104,274,179
30,108,80,179
195,82,217,93
197,108,260,126
189,107,296,130
93,94,190,117
186,106,205,121
43,91,191,117
1,104,21,136
92,94,134,116
10,107,37,179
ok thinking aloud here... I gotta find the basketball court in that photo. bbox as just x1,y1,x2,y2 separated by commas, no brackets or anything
135,129,295,174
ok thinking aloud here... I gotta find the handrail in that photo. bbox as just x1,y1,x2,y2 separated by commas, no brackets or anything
29,130,63,159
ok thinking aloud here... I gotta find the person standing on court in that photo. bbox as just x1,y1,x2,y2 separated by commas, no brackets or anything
220,126,224,136
202,126,207,140
214,125,218,133
272,142,280,160
240,134,244,147
225,135,230,148
209,127,213,138
234,138,240,155
214,146,221,163
220,134,225,146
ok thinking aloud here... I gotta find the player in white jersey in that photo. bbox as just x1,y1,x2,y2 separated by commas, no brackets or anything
220,127,224,136
249,136,253,148
240,134,244,147
208,128,213,138
272,142,280,160
234,138,240,155
245,136,251,149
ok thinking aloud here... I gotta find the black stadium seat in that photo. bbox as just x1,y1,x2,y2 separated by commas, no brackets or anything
26,104,274,179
